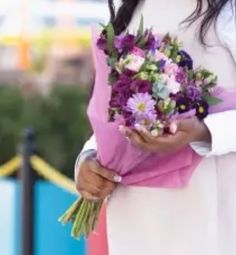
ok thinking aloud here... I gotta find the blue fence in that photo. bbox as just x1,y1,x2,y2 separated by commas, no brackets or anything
0,179,86,255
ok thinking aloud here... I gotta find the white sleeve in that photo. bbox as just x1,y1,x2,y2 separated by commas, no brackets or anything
80,134,97,153
74,135,97,179
190,110,236,156
191,5,236,157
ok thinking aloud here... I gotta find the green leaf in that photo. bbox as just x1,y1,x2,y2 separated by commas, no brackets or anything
99,23,106,29
137,15,144,38
203,95,223,106
108,73,118,85
105,23,115,54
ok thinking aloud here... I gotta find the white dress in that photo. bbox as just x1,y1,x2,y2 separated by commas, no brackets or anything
78,1,236,254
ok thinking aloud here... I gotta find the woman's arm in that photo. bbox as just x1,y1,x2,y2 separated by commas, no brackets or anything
190,110,236,156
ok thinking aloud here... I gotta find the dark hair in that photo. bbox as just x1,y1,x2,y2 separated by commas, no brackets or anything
108,0,234,44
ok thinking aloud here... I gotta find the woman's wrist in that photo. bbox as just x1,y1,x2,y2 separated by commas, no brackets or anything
191,120,212,143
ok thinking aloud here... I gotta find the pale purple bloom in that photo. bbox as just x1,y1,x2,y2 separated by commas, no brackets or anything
135,112,157,128
186,83,201,100
127,92,156,116
175,68,187,84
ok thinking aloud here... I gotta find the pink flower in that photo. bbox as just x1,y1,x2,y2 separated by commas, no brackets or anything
164,62,179,76
131,47,145,57
154,50,168,61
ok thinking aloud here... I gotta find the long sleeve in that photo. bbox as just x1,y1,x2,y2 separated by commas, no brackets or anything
190,110,236,156
74,135,97,179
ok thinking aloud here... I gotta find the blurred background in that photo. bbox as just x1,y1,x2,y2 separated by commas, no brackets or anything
0,0,110,254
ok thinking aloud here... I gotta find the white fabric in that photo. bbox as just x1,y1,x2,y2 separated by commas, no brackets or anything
77,1,236,255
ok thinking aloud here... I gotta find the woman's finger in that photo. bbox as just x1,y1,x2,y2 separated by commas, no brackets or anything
88,158,122,183
79,190,101,201
135,124,157,143
119,125,149,149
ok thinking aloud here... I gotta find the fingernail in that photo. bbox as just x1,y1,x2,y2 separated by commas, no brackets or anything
134,123,141,131
170,123,177,134
125,136,130,142
119,125,126,134
113,175,122,183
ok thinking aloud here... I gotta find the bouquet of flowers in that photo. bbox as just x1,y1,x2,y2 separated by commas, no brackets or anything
59,17,223,239
99,17,221,135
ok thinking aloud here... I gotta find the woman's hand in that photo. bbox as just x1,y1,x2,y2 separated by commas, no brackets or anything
119,117,211,154
75,151,122,201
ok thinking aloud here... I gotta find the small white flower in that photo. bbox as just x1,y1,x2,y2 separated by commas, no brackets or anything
124,54,145,72
151,129,159,137
160,74,180,94
166,79,180,94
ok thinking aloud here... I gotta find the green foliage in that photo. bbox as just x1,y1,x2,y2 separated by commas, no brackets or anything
0,85,91,178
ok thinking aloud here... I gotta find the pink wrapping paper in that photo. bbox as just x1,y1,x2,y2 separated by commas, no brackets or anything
87,29,236,188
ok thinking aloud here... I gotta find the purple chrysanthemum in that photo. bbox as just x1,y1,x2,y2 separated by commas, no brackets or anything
136,112,157,128
127,92,156,116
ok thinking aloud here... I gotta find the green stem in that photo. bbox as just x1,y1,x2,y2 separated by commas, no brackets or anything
58,199,81,224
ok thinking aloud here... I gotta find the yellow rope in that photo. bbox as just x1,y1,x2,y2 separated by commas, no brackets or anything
0,156,21,178
30,155,77,194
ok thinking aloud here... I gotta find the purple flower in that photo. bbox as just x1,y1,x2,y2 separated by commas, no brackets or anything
146,33,157,50
175,68,187,84
123,110,136,127
178,50,193,70
158,59,166,69
109,92,130,108
127,92,156,116
186,84,201,100
130,80,152,93
195,100,209,120
112,79,131,94
96,34,107,51
176,97,190,113
135,112,157,128
114,34,136,52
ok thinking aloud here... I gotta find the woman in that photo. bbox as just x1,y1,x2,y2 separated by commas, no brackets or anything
75,0,236,254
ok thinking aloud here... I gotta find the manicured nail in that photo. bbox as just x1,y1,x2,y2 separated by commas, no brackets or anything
125,136,130,142
113,175,122,183
134,123,141,131
135,124,148,133
119,125,126,134
170,123,177,134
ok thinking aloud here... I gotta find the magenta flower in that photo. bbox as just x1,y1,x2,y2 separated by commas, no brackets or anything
130,80,152,93
96,34,107,51
114,34,136,52
127,92,156,116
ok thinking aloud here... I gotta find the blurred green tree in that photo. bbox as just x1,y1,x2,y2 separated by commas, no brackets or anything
0,85,91,178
